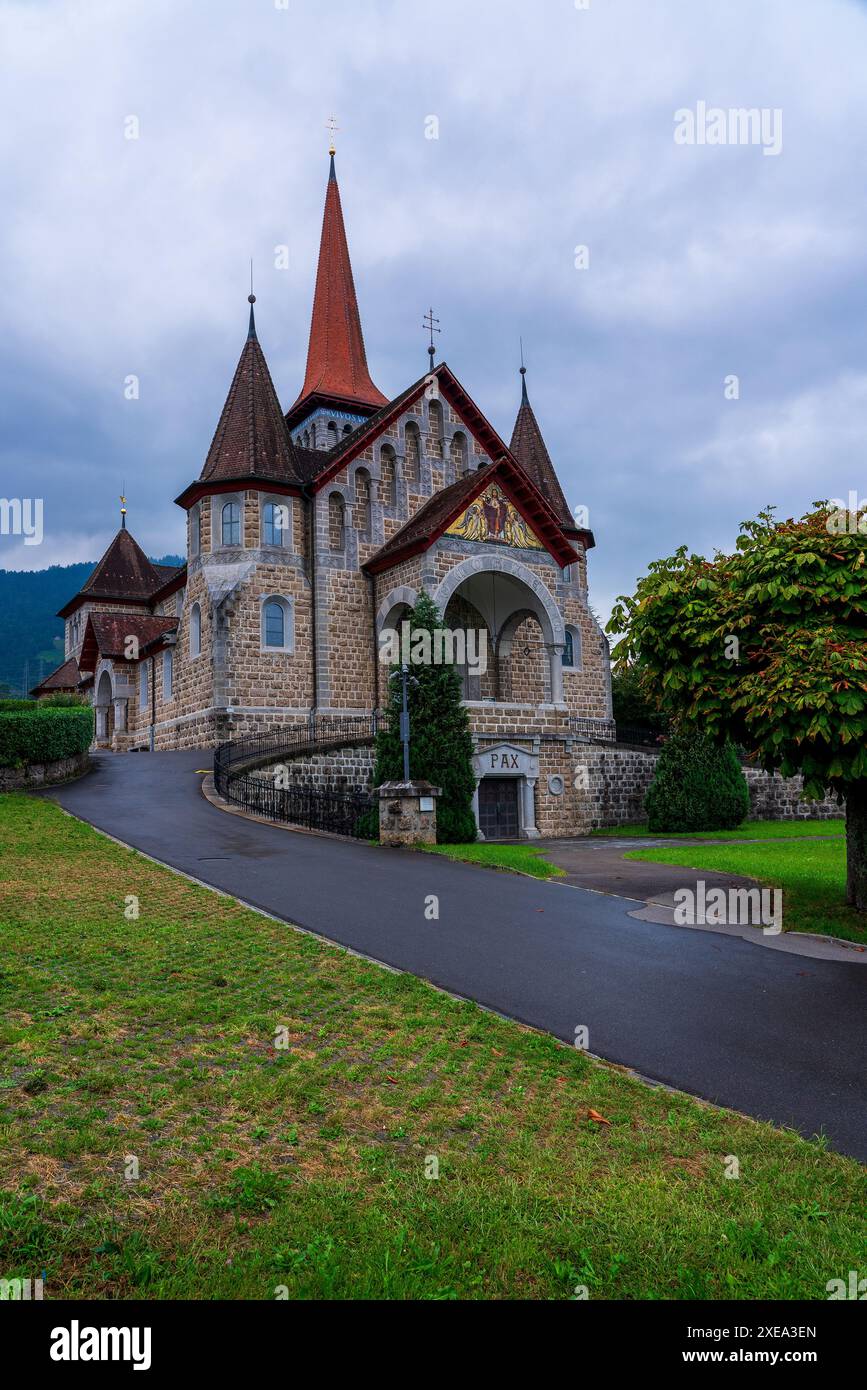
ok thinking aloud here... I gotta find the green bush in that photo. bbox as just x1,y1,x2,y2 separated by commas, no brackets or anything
645,726,750,833
0,706,93,768
0,699,37,713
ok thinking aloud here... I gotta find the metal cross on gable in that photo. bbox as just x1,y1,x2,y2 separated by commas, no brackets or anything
326,115,340,154
423,306,441,367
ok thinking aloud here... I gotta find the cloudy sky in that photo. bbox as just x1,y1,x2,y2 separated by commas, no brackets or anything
2,0,867,627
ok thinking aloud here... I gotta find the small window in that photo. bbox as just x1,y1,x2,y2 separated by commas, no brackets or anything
139,662,148,710
327,421,338,449
163,648,174,700
190,603,201,658
191,505,201,557
175,588,185,617
263,501,287,547
563,626,581,671
221,500,240,547
261,596,293,652
405,423,420,481
452,431,468,475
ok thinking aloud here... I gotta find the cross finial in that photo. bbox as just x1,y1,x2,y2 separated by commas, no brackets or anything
326,115,339,155
423,306,441,368
120,487,127,530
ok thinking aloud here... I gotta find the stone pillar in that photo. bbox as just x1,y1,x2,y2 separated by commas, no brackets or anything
113,698,128,733
95,706,108,741
523,777,540,838
377,780,440,846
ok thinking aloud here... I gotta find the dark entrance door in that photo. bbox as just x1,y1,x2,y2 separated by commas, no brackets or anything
478,777,520,839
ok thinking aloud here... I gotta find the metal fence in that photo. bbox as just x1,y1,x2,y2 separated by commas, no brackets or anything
568,716,664,747
213,712,381,838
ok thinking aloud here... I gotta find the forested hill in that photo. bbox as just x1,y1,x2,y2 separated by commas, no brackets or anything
0,557,184,696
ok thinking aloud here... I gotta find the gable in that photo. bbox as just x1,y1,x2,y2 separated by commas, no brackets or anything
445,481,544,551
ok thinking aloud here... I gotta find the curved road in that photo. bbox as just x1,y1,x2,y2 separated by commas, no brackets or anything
48,751,867,1161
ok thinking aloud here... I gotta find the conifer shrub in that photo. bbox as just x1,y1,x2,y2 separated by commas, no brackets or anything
644,726,749,833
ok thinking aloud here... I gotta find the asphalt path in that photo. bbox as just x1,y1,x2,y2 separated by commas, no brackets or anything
45,750,867,1161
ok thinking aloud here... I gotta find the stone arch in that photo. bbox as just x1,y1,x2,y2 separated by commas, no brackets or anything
433,555,565,646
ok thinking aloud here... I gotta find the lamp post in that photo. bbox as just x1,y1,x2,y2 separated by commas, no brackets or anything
389,663,419,782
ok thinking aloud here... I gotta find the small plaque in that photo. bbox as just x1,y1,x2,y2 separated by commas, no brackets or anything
419,795,435,812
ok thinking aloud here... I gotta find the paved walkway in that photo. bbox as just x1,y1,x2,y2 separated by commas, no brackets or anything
45,751,867,1162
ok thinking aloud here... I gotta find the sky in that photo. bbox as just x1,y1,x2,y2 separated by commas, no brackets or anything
1,0,867,629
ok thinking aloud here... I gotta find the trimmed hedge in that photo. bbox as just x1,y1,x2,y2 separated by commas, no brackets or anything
0,706,93,768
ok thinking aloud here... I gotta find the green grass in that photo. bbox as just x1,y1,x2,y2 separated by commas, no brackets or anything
421,842,564,878
626,839,867,946
592,820,845,841
0,792,865,1300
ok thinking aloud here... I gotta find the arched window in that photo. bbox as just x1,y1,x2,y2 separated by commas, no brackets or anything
221,500,240,547
355,468,372,538
261,596,294,652
343,423,353,436
562,626,581,671
380,445,397,505
428,400,444,457
405,423,420,482
452,431,468,475
191,505,201,557
163,648,173,701
139,661,148,710
263,501,287,547
190,603,201,658
328,493,345,551
327,421,338,449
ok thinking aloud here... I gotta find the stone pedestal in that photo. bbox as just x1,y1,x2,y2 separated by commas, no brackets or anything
376,780,440,846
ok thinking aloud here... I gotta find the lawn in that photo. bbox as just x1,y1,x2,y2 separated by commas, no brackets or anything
592,820,845,841
421,842,564,879
626,839,867,947
0,793,865,1300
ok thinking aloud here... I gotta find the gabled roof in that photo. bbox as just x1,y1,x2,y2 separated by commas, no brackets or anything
30,656,80,697
509,371,574,530
287,153,387,428
78,612,179,672
363,453,586,575
299,362,516,493
198,301,303,490
57,527,164,617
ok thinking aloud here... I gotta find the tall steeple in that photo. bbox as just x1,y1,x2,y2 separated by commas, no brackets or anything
200,297,300,485
287,151,387,430
509,360,575,530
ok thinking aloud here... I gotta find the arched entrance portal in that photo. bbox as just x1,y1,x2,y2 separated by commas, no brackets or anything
95,669,114,746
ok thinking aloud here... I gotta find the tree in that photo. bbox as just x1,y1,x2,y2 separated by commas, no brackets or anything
611,661,669,733
609,505,867,909
644,725,749,833
373,591,477,843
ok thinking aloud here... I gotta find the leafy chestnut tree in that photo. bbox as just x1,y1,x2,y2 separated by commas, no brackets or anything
609,505,867,910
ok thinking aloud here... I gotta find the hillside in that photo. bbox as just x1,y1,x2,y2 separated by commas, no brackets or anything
0,558,184,696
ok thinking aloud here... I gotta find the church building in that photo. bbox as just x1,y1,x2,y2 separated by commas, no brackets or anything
37,151,613,838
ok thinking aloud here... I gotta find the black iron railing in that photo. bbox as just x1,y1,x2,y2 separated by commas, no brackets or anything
219,768,375,838
214,712,382,839
569,717,664,747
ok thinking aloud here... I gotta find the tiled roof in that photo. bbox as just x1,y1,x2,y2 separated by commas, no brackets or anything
30,656,80,697
289,154,387,420
79,612,179,669
57,531,184,617
363,454,581,574
509,376,575,529
200,310,303,486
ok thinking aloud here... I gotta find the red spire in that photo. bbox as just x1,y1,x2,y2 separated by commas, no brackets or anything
290,154,387,419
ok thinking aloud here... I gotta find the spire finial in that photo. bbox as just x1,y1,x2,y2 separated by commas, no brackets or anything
326,114,339,159
519,338,528,403
247,260,257,339
423,306,441,369
120,487,127,529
